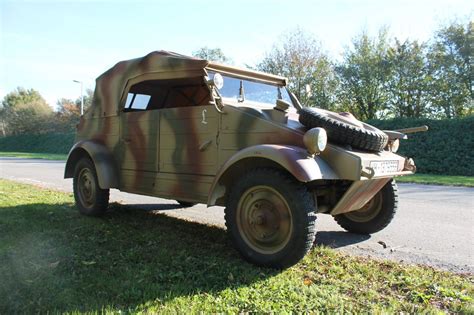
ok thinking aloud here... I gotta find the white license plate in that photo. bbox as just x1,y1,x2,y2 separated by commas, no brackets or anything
370,160,399,175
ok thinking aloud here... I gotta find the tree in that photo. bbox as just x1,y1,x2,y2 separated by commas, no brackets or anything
257,28,338,109
56,98,80,132
386,39,429,118
335,29,392,120
0,87,53,135
192,47,231,63
427,20,473,118
74,88,94,114
55,89,93,132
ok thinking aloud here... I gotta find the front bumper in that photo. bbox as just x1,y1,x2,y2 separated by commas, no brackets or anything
320,144,415,181
319,144,415,215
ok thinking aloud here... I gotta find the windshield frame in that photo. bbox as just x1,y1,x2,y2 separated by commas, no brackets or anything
206,70,295,108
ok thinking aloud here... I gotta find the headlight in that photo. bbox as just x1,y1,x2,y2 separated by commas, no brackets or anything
389,139,400,152
212,73,224,90
303,127,327,155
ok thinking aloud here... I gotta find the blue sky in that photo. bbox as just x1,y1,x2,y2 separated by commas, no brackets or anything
1,0,472,108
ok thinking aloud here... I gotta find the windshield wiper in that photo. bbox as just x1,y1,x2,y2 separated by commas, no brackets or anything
238,80,245,103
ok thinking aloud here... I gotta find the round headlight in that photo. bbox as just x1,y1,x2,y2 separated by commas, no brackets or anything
213,73,224,90
303,127,327,155
389,139,400,153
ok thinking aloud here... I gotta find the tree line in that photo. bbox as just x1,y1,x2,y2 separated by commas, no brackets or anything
1,19,471,136
198,20,472,121
0,88,93,136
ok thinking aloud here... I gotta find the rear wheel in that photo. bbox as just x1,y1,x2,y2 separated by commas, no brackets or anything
334,180,398,234
73,158,109,216
224,169,317,269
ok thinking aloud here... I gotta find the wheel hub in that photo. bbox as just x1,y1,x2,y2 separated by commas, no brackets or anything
344,192,383,222
78,168,96,208
237,186,293,254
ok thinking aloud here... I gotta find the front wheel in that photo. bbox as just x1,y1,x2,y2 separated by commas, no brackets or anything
73,158,110,216
224,169,317,269
333,180,398,234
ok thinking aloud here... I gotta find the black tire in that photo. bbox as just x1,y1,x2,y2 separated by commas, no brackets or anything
334,180,398,234
224,169,317,269
73,157,109,216
299,107,388,152
176,200,196,207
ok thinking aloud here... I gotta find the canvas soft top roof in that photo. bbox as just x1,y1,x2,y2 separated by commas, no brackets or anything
88,50,287,117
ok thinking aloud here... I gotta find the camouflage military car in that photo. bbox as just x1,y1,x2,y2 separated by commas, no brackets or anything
65,51,422,268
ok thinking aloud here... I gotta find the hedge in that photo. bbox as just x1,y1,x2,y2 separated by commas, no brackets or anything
368,116,473,176
0,133,75,155
0,116,472,176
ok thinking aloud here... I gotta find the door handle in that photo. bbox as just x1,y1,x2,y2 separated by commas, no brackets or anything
199,139,212,151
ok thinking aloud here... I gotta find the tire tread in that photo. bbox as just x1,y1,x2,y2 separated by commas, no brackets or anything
299,107,388,152
224,168,316,268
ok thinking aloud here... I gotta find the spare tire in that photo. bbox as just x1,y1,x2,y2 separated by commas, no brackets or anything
299,107,388,152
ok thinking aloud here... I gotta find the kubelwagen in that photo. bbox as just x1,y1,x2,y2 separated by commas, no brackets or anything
65,51,424,268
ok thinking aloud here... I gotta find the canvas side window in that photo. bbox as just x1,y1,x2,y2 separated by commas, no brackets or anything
124,93,134,109
123,93,151,111
131,94,151,110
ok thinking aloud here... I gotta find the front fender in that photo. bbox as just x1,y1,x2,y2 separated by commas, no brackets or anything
207,144,338,206
64,140,119,189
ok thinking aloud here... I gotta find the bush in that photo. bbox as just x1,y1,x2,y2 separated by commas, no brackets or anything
0,116,472,176
0,133,75,154
368,116,474,176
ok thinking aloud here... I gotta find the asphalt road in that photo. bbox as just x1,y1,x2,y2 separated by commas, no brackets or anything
1,157,473,273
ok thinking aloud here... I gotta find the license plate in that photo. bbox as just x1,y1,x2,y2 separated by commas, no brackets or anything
370,160,399,175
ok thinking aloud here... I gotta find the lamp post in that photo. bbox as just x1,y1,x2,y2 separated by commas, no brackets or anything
73,80,84,115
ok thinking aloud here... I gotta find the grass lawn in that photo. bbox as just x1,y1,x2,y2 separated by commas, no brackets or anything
0,179,472,313
0,151,67,160
397,173,474,187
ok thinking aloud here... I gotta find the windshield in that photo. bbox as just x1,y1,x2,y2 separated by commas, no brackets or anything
208,71,292,106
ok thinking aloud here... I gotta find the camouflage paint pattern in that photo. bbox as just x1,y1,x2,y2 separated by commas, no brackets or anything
65,51,415,212
330,178,391,215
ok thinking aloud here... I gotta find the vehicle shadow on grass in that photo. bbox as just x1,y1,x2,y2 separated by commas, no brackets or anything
315,231,370,249
0,202,278,313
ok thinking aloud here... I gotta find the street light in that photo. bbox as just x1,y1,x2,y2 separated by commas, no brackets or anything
73,80,84,115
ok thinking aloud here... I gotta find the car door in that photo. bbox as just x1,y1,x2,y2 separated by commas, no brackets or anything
156,79,218,202
159,104,218,176
119,91,160,194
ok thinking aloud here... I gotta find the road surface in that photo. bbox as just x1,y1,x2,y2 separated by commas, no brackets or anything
1,157,472,273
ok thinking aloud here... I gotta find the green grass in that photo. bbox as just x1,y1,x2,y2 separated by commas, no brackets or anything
0,151,67,160
0,180,472,313
397,173,474,187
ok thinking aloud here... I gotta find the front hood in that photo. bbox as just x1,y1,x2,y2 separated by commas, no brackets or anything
222,104,306,149
225,103,306,133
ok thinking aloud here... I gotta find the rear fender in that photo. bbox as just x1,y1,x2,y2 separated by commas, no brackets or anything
64,140,119,189
207,144,338,206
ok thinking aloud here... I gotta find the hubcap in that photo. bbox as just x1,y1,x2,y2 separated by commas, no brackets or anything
78,168,96,208
236,186,293,254
344,191,383,222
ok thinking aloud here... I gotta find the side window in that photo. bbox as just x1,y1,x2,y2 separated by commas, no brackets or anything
123,77,210,112
124,93,151,110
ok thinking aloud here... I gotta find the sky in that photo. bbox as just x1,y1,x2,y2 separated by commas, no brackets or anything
1,0,472,109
